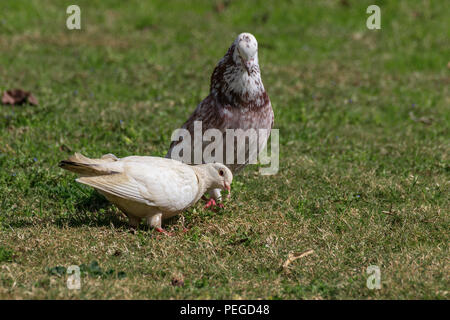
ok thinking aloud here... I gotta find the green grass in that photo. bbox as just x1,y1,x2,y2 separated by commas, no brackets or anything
0,0,449,299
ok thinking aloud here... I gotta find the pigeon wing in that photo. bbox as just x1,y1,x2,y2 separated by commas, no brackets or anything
77,159,200,212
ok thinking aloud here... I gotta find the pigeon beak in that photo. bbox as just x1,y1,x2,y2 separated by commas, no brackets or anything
239,56,250,75
224,182,231,199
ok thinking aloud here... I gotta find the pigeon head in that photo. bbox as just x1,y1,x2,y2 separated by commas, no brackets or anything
210,32,268,109
234,33,259,75
204,163,233,196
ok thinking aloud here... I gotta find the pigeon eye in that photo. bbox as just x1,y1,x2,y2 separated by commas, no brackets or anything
219,170,224,176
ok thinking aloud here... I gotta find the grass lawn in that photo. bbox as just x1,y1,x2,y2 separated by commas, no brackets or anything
0,0,448,299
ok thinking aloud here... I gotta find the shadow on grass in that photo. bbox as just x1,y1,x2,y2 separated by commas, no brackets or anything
74,191,110,213
4,192,179,231
54,192,130,230
64,192,181,231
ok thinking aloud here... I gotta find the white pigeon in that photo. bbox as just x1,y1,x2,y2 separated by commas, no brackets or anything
59,153,233,234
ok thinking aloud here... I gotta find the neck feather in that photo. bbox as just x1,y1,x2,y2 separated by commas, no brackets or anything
210,45,268,109
192,165,215,202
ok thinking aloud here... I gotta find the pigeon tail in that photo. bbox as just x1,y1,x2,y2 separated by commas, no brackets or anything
59,152,118,176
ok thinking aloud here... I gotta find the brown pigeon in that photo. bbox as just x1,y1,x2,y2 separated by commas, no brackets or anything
166,33,274,208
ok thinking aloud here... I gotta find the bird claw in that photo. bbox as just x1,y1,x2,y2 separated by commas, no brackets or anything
204,198,216,209
204,198,224,211
155,227,173,236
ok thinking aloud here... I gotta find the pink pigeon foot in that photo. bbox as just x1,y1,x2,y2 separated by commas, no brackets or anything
204,198,224,211
155,227,173,236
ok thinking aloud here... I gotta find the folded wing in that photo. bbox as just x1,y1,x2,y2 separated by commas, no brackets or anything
77,158,199,212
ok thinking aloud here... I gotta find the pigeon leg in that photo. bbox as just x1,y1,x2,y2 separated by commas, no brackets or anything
206,188,225,210
147,213,173,236
209,188,222,202
202,189,224,209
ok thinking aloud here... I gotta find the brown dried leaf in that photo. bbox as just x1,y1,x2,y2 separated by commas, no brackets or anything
1,91,15,104
171,277,184,287
1,89,38,106
27,93,39,105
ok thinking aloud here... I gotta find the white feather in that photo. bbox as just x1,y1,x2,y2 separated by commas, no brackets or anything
61,154,233,229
